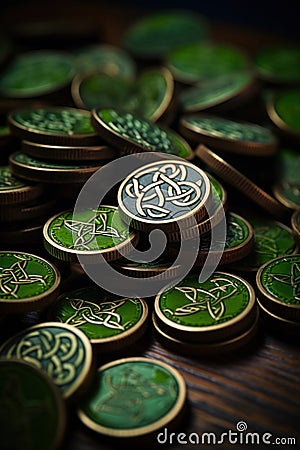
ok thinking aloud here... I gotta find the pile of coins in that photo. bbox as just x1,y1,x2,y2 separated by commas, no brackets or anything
0,8,300,448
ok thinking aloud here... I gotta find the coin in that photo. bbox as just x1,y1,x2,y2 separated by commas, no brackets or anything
154,271,257,343
169,211,254,266
0,322,94,401
253,46,300,84
0,251,60,314
91,108,194,159
117,159,211,233
195,144,290,220
0,50,75,98
180,114,278,156
21,140,118,161
153,309,259,356
43,206,138,263
8,106,100,146
166,42,250,84
267,89,300,139
9,152,104,183
122,10,208,59
47,285,148,351
256,254,300,321
179,71,258,113
231,215,298,272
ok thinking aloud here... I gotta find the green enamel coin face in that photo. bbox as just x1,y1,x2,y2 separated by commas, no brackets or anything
272,89,300,135
43,207,135,261
156,272,253,329
122,11,208,58
78,357,186,437
257,255,300,310
0,252,60,312
182,115,274,144
74,44,136,79
254,47,300,83
179,71,254,112
11,151,101,170
0,166,26,190
10,107,95,136
167,43,249,84
237,217,297,271
76,68,172,122
50,285,146,344
75,73,132,110
118,159,210,229
0,322,93,399
0,359,66,450
0,51,75,98
95,109,191,158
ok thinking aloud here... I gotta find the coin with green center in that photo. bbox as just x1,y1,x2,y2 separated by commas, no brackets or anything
166,42,249,84
256,255,300,320
253,46,300,84
77,357,186,437
154,271,256,342
91,108,193,159
268,89,300,137
8,107,99,145
48,285,148,350
180,114,277,155
273,182,300,209
43,206,137,263
179,71,256,112
0,50,75,98
234,216,298,272
0,359,67,450
0,251,60,314
0,322,94,400
122,10,208,58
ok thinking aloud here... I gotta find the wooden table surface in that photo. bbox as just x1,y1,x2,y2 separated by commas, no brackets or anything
1,2,300,449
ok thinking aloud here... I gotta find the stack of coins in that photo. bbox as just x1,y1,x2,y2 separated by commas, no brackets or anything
153,271,259,356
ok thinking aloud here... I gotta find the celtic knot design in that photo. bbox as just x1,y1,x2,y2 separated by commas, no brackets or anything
65,297,135,330
123,162,204,219
0,255,46,298
164,276,239,320
62,210,125,250
5,329,84,388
